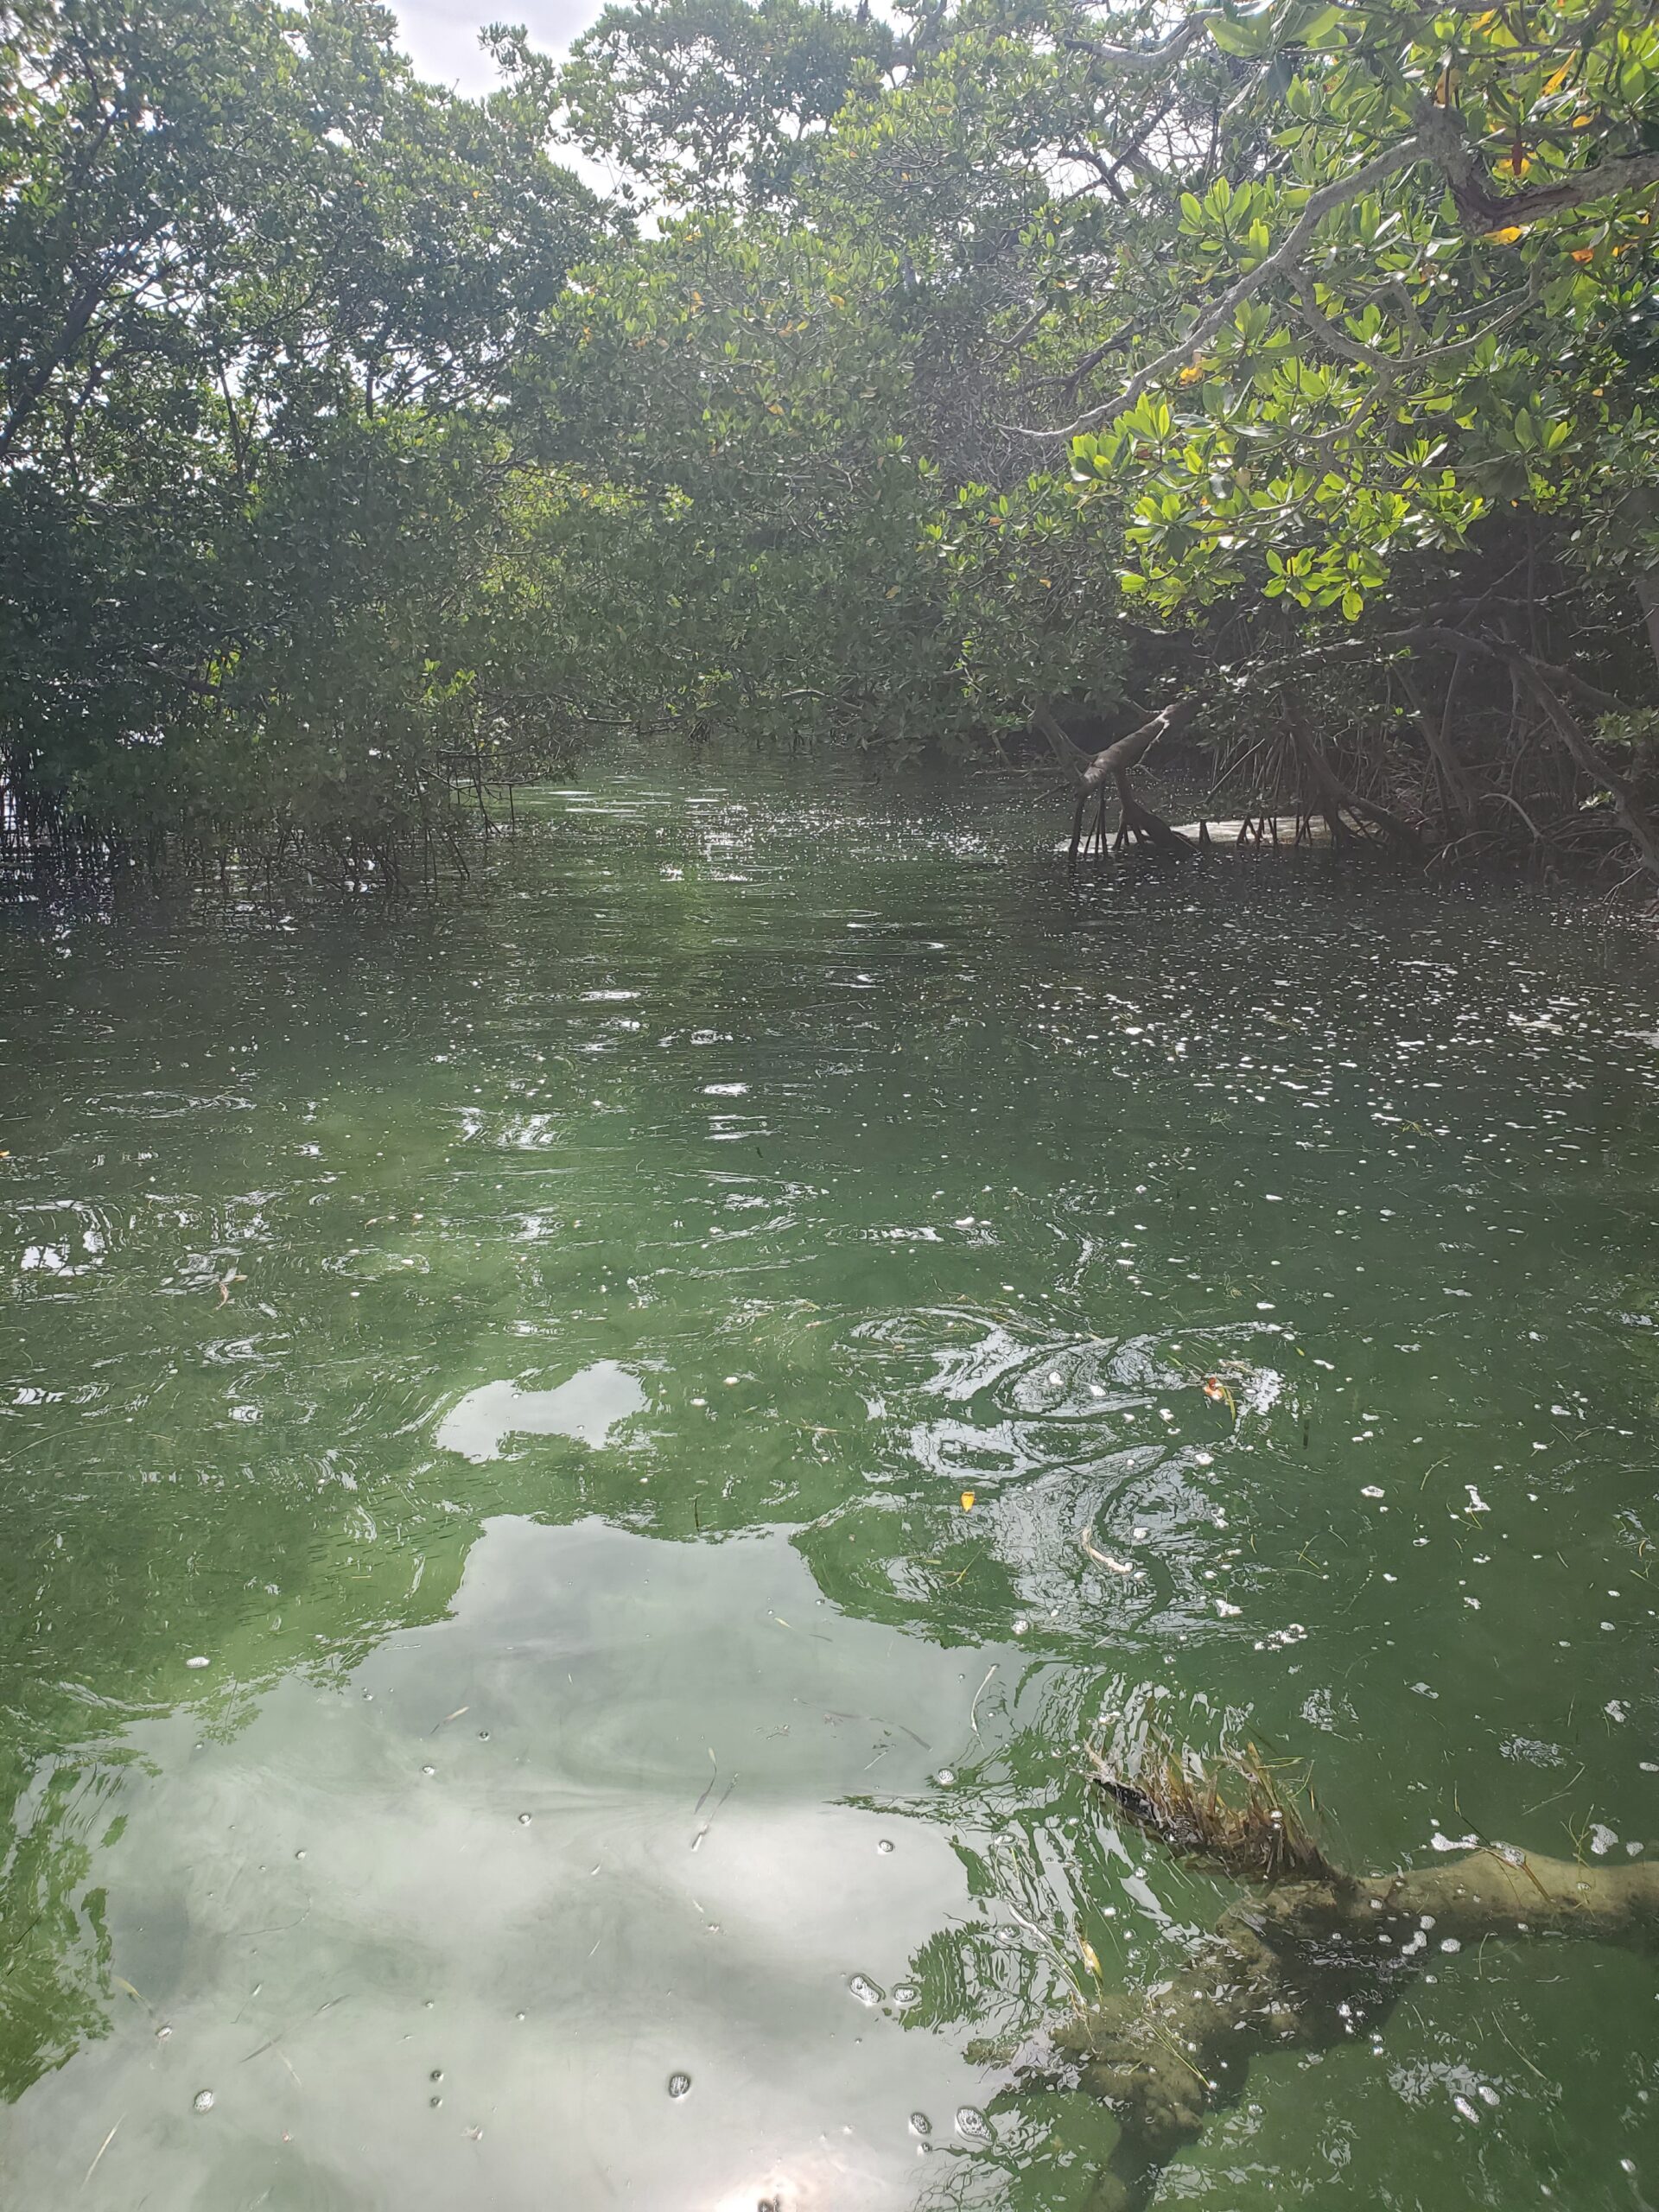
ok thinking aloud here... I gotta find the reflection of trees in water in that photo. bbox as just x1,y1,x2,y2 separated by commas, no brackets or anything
0,1509,476,2105
3,818,1653,2169
0,1762,127,2102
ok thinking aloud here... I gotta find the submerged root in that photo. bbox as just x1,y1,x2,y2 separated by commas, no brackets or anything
993,1743,1659,2212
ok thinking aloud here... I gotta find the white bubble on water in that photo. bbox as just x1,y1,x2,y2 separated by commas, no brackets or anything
193,2090,215,2113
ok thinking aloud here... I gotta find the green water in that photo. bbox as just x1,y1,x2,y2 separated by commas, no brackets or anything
2,756,1657,2211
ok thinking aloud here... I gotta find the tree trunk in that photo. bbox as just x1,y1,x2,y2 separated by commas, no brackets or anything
1033,698,1198,860
1054,1845,1659,2212
986,1752,1659,2212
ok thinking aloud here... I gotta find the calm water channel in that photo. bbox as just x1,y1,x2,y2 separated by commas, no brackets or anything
2,755,1656,2211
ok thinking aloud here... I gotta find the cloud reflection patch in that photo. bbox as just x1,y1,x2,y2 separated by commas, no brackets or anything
435,1363,646,1462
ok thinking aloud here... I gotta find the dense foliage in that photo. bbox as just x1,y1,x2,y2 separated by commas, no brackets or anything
0,0,603,868
4,0,1659,876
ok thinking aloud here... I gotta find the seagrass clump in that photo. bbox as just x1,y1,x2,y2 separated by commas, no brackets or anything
1084,1738,1336,1885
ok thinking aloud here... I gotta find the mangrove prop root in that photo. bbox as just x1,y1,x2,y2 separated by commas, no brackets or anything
992,1751,1659,2212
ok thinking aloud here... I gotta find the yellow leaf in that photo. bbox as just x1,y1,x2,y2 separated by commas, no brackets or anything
1497,150,1531,177
1572,245,1595,263
1542,62,1573,94
959,1490,976,1510
1484,225,1527,244
1078,1937,1102,1977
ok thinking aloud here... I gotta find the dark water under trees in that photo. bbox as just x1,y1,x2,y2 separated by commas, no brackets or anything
2,754,1656,2210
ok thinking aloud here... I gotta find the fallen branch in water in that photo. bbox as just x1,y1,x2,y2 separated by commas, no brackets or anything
985,1739,1658,2211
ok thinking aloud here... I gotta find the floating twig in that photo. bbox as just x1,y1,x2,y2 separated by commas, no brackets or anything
82,2121,120,2190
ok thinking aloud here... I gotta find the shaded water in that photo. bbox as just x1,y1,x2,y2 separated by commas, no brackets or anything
2,755,1657,2210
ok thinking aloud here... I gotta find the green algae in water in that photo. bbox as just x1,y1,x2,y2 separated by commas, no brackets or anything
0,754,1656,2209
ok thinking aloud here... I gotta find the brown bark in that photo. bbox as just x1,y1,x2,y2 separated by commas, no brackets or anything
1033,697,1200,861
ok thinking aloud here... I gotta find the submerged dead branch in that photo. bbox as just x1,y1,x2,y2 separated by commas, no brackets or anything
987,1740,1659,2212
1083,1740,1336,1886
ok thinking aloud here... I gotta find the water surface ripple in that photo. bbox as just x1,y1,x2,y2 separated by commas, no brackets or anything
1,758,1656,2209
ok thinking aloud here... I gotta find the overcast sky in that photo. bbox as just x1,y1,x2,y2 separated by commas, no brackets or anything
395,0,601,92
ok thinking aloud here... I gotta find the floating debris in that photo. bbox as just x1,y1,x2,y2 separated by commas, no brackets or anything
192,2089,215,2114
955,2106,992,2144
847,1974,884,2006
666,2071,692,2100
1081,1523,1135,1576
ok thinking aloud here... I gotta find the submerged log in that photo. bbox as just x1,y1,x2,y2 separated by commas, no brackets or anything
1049,815,1370,855
989,1745,1658,2212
